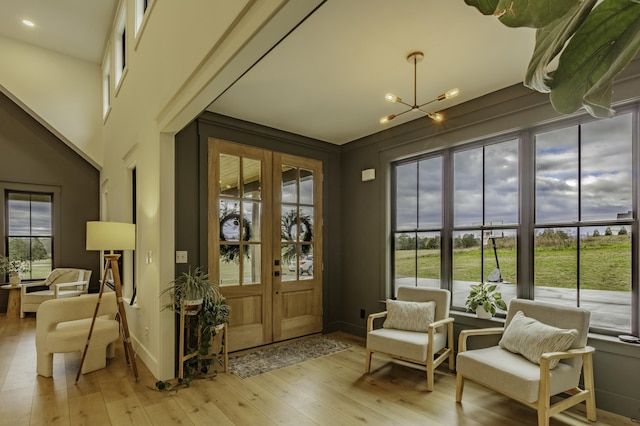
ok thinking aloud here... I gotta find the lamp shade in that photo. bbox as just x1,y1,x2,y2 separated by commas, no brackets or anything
86,221,136,251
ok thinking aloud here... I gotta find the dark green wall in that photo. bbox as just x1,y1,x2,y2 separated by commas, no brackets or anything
338,59,640,420
175,113,343,331
0,91,101,313
174,59,640,419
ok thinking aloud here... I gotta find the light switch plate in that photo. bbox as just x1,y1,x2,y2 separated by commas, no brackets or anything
175,251,188,263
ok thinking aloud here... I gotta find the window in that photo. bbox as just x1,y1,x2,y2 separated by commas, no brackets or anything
135,0,152,36
534,113,634,333
392,156,442,296
114,6,127,87
452,139,519,312
130,167,137,304
392,108,638,335
102,55,111,118
5,191,53,280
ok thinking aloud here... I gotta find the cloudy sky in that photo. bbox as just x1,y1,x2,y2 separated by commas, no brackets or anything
7,193,52,236
395,112,633,233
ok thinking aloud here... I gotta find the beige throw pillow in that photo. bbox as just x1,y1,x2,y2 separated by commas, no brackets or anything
383,300,435,332
44,269,80,286
499,310,578,369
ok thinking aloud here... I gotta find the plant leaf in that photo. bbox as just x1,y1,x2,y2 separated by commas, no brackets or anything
465,0,581,28
550,0,640,117
524,0,597,92
464,0,500,15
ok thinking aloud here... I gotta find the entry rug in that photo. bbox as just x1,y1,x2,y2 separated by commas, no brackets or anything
228,336,351,379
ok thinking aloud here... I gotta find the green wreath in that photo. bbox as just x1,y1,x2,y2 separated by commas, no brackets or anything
281,210,313,265
219,212,252,263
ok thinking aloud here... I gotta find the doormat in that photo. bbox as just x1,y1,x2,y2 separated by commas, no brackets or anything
228,336,352,379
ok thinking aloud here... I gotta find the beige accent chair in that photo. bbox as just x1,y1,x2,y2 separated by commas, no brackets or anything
36,292,120,377
21,268,92,318
365,287,455,391
456,299,596,426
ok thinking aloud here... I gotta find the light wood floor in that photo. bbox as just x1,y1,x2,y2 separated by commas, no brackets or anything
0,314,635,426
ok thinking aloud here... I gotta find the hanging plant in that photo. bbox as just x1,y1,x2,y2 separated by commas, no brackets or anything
464,0,640,118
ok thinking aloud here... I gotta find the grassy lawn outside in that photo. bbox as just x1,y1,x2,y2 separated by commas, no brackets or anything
395,235,631,292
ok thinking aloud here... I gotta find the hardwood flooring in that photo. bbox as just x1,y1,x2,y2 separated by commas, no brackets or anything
0,314,635,425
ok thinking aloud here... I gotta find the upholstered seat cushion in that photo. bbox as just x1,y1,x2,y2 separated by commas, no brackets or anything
46,317,119,353
457,345,582,403
367,327,447,361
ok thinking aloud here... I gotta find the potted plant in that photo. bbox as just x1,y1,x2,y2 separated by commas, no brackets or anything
158,266,230,389
162,266,220,310
0,256,29,285
464,283,507,319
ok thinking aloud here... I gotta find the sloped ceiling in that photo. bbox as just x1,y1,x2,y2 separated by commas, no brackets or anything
0,0,536,145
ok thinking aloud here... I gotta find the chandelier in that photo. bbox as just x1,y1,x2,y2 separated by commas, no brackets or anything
380,51,459,124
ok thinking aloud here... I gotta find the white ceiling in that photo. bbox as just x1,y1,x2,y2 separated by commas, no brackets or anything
0,0,537,145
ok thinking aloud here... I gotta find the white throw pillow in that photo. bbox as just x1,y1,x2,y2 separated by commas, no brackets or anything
499,310,578,369
383,300,435,332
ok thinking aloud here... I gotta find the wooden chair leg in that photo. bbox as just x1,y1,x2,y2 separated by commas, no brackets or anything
426,363,434,392
583,353,597,421
365,349,372,373
455,373,464,402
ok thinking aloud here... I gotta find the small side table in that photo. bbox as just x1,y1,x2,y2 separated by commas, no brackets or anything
1,284,21,319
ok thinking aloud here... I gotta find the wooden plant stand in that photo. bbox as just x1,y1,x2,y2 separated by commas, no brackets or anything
178,303,228,379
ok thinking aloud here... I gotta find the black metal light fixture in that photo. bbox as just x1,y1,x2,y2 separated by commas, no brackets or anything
380,51,459,124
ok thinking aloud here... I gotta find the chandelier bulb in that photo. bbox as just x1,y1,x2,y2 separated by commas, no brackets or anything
380,114,396,124
428,112,444,122
445,88,460,99
385,94,399,103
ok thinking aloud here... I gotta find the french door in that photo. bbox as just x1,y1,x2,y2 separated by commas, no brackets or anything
208,139,323,352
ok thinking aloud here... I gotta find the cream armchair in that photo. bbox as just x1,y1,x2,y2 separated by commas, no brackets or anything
365,287,454,391
456,298,596,426
21,268,92,318
36,292,120,377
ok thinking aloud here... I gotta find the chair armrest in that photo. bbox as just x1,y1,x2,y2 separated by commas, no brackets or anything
429,317,454,334
458,327,505,352
539,346,596,384
429,317,454,329
21,281,47,294
367,311,387,333
541,346,595,361
53,281,89,297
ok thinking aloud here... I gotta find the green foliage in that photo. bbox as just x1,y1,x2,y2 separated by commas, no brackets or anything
281,210,313,265
464,0,640,118
161,266,222,310
8,239,30,261
605,227,613,236
464,282,508,315
158,267,230,391
31,238,49,261
454,233,479,249
618,226,628,235
0,255,29,275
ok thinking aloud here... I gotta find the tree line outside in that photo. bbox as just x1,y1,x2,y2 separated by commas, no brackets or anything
8,237,52,279
395,228,631,292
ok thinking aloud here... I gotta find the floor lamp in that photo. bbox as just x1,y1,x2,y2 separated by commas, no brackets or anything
76,221,139,382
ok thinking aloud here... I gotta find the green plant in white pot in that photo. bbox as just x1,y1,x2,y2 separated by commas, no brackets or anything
158,266,230,390
464,283,507,319
0,256,29,284
162,266,221,310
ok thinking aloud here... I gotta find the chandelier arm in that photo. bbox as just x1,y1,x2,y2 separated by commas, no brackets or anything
395,99,414,108
393,108,414,119
417,98,439,109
